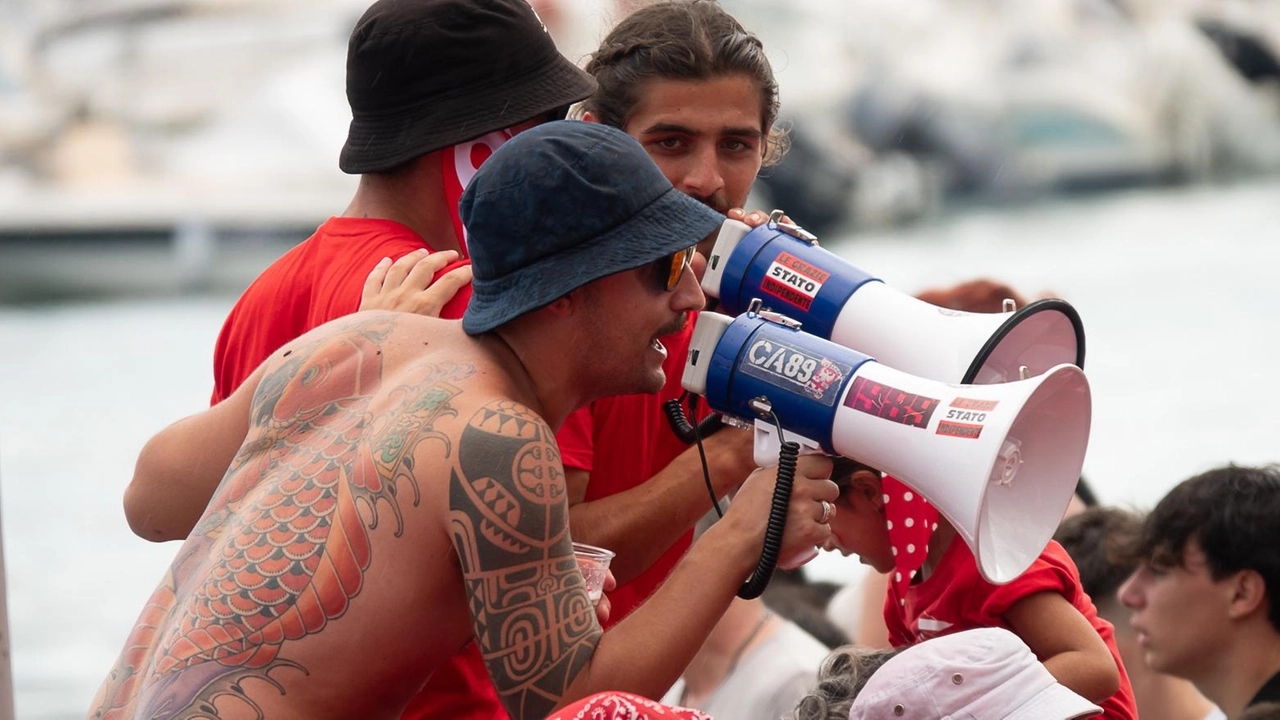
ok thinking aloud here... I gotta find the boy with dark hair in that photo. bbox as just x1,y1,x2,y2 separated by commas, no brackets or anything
1118,464,1280,719
1057,507,1224,720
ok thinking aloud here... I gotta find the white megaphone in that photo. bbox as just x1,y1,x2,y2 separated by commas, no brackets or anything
700,214,1085,385
682,308,1091,584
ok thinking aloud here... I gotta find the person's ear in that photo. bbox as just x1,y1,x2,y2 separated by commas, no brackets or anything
542,292,578,319
850,470,885,512
1227,568,1269,621
582,110,599,124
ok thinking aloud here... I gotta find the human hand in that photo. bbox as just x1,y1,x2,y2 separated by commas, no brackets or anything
727,208,816,245
359,249,473,316
704,424,761,494
727,208,797,229
729,455,837,567
595,569,617,626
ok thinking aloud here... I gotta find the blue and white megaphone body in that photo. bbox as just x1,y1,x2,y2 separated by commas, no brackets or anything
682,308,1092,584
700,216,1085,385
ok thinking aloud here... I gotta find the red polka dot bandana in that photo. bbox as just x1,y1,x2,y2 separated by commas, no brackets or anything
882,474,939,601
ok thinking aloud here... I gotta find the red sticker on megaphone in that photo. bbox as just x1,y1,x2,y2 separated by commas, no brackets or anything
761,251,829,311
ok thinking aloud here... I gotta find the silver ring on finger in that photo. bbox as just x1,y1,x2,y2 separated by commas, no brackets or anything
819,500,834,524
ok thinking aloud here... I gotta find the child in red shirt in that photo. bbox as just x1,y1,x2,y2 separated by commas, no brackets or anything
826,460,1137,719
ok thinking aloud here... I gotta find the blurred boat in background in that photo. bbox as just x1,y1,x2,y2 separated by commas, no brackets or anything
0,0,1278,297
729,0,1280,233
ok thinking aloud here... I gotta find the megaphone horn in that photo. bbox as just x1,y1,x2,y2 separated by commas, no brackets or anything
683,310,1091,585
700,216,1085,384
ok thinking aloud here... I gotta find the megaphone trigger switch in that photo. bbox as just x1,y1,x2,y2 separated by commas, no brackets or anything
748,396,773,419
991,438,1024,487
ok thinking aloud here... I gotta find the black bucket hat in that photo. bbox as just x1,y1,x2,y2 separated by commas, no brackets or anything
339,0,598,174
460,121,725,335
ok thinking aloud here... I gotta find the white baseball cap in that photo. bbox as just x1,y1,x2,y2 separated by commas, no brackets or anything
848,628,1103,719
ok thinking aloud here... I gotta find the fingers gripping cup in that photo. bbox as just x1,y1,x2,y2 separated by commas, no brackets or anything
572,542,615,606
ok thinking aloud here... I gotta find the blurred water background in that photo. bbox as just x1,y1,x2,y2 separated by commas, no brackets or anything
2,0,1279,717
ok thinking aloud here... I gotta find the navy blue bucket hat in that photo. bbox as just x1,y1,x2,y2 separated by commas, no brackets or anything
461,121,725,335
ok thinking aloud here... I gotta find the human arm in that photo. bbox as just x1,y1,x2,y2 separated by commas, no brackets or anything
448,403,835,719
564,425,757,584
123,364,265,541
1004,590,1121,703
358,248,473,316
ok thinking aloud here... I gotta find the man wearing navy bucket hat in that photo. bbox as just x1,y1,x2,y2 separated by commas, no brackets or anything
92,121,838,720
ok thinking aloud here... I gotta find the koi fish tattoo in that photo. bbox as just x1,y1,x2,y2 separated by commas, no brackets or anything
91,316,474,719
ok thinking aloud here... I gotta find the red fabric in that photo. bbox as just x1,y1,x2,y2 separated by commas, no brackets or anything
442,128,514,255
402,642,502,719
558,318,707,627
210,217,471,404
884,539,1137,720
546,692,710,720
881,475,939,599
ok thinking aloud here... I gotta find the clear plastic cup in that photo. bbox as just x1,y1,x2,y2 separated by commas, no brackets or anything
572,541,615,606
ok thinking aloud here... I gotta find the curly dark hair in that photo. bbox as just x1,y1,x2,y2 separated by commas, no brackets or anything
791,645,902,720
580,0,788,165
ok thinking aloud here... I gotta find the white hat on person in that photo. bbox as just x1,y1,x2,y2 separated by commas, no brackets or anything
848,627,1103,719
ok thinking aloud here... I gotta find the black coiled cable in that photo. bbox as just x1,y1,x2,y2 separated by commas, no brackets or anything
662,393,725,444
737,410,798,600
663,392,727,518
664,393,797,598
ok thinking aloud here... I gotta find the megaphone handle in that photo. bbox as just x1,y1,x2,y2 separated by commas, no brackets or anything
738,438,799,600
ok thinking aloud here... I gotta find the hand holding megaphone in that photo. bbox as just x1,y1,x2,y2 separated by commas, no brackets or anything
719,455,838,575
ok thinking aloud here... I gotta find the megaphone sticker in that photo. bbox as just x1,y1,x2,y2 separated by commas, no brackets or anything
937,420,985,440
951,397,1000,411
844,376,940,430
936,397,1002,439
740,335,854,406
761,250,831,312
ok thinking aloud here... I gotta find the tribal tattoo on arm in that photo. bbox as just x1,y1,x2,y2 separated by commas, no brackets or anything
450,401,602,720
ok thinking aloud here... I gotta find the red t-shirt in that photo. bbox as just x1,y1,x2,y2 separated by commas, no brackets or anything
210,217,470,403
884,539,1138,720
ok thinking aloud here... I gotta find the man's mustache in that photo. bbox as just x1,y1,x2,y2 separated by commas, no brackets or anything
694,193,731,215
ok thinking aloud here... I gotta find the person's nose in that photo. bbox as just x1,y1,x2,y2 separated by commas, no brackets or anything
676,146,724,200
672,256,706,313
1117,569,1144,609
